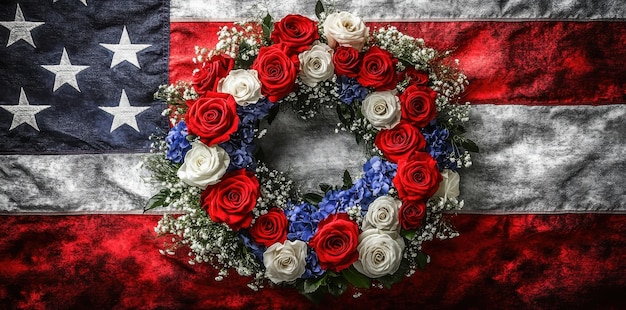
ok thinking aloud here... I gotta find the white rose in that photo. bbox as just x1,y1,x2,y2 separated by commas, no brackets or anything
323,11,369,51
217,69,263,106
361,91,401,130
298,42,334,87
263,240,308,283
362,196,401,232
433,169,460,199
353,229,405,278
176,141,230,189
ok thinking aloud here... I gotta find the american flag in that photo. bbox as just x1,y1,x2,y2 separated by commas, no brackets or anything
0,0,624,308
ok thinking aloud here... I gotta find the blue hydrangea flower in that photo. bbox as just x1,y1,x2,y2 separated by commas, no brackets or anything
361,156,397,203
285,202,329,242
165,121,191,164
302,248,324,278
336,76,369,105
239,232,265,263
316,190,343,216
219,98,274,171
237,97,273,124
314,157,397,217
421,124,457,171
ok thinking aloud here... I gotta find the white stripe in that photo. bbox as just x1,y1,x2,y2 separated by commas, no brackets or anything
461,104,626,213
0,153,155,213
170,0,626,21
1,104,624,214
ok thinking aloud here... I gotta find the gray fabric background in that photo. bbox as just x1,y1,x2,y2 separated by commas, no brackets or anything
2,105,624,213
171,0,626,21
1,0,625,214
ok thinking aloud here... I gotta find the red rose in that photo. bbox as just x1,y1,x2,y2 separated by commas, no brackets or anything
399,200,426,230
399,85,437,128
249,208,288,247
393,152,442,201
333,46,361,78
357,46,398,91
252,43,298,102
398,67,429,86
185,92,239,146
270,14,319,55
192,55,234,96
202,169,260,231
309,213,359,272
375,122,426,163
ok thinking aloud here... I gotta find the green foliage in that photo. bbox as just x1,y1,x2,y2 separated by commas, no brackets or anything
400,229,416,241
144,188,170,212
342,170,353,190
265,104,280,124
336,103,354,128
416,251,428,270
234,40,256,69
303,193,324,205
315,0,325,19
327,276,348,297
377,259,410,289
262,13,273,44
461,138,480,153
319,183,333,193
342,267,371,289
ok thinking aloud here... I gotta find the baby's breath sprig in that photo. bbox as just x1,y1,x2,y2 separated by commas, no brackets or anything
156,207,263,277
334,99,378,154
154,81,197,126
371,26,439,71
279,77,339,119
196,22,264,66
255,162,300,212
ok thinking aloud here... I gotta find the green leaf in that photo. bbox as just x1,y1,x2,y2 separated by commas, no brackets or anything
254,146,265,163
377,259,410,289
266,104,280,124
355,134,363,145
327,276,348,297
319,183,333,193
400,229,416,241
462,138,480,152
235,40,255,69
144,188,170,212
342,267,371,289
315,0,325,19
336,103,354,128
303,276,326,294
302,289,326,304
303,193,324,205
416,251,428,270
461,138,480,153
342,170,353,189
262,13,273,41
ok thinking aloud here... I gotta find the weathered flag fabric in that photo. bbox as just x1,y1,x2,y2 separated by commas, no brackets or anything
1,0,625,308
0,0,167,211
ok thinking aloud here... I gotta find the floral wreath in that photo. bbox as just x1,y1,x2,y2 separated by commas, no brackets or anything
146,1,477,300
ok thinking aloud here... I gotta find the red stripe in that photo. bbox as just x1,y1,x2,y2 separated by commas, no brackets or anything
171,21,626,105
2,214,624,308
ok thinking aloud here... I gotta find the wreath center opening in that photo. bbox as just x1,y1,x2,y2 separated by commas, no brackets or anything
257,108,367,194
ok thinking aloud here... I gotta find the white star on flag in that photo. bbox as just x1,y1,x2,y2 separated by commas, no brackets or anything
99,89,149,133
100,26,152,69
41,47,89,92
0,88,51,131
0,4,45,48
53,0,88,6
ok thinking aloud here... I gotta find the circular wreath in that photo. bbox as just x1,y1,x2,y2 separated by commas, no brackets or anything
146,1,476,299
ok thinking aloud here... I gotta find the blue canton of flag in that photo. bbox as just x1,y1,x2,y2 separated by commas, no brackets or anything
0,0,168,154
